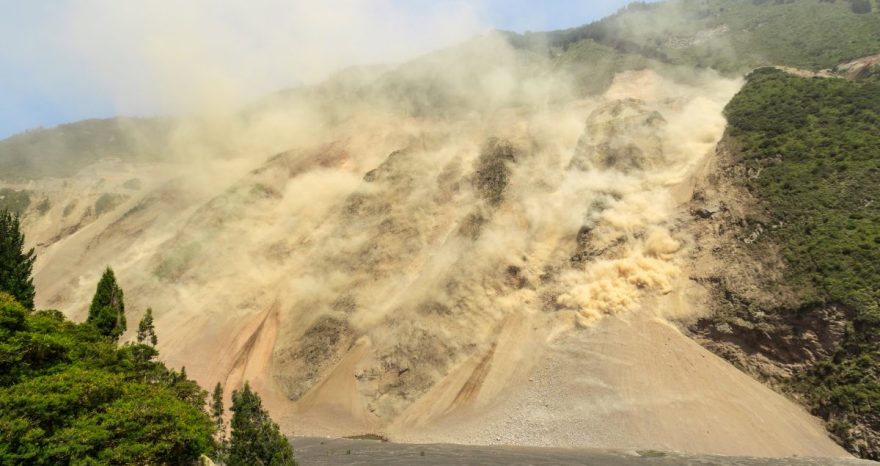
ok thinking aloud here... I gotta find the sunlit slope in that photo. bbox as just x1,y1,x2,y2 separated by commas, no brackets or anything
2,53,846,456
2,1,876,457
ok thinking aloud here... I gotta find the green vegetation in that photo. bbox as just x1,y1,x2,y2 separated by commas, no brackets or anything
62,202,76,218
0,218,297,464
137,308,157,347
0,118,175,181
94,193,127,217
87,268,127,342
542,0,880,74
228,382,297,466
552,39,651,96
0,211,35,309
122,178,143,190
155,243,202,282
35,198,50,216
0,189,30,215
473,138,518,206
494,0,880,98
0,292,216,465
211,383,228,463
725,68,880,458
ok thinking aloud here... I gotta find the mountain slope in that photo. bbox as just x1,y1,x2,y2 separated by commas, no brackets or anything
0,118,175,181
8,64,850,457
687,68,880,458
1,0,879,460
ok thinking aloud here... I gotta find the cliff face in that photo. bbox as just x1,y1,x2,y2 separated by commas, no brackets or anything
685,134,878,459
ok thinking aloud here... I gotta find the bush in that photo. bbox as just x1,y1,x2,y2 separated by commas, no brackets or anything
0,293,217,465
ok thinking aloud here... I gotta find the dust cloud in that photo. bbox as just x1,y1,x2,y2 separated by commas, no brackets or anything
16,1,743,438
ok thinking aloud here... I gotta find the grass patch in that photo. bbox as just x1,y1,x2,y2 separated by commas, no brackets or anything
344,433,389,442
35,198,50,215
122,178,143,190
94,193,127,216
154,243,201,282
0,188,30,215
62,202,76,217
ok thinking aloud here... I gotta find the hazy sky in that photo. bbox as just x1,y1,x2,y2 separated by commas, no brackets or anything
0,0,640,139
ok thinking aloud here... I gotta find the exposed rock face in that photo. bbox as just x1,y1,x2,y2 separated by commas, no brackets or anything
473,138,519,206
570,99,667,173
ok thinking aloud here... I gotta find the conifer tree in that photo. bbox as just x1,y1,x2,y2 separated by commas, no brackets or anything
228,382,296,466
137,307,157,346
212,382,228,462
0,209,35,309
87,267,126,341
212,382,225,431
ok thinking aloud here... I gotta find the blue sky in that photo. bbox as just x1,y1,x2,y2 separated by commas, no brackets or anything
0,0,639,140
484,0,638,32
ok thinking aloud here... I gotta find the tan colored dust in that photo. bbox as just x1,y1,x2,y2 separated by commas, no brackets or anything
9,37,847,457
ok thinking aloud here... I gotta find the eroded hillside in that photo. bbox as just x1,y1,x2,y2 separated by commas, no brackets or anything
3,1,879,458
1,37,851,456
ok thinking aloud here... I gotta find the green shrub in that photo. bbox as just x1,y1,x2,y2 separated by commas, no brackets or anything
0,294,217,465
0,189,30,215
94,193,127,217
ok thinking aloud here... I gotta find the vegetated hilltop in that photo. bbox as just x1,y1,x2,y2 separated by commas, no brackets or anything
541,0,880,72
0,118,176,181
0,0,879,461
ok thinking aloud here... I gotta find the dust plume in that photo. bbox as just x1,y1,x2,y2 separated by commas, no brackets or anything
12,0,742,439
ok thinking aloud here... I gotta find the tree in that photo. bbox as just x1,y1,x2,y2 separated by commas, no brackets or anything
87,267,126,341
212,382,228,462
212,382,225,431
0,300,217,465
0,210,35,309
137,307,157,346
228,382,296,466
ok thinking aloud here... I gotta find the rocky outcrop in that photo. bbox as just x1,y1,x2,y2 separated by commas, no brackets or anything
569,99,666,173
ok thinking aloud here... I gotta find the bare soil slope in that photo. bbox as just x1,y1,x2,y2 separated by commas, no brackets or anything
394,308,847,457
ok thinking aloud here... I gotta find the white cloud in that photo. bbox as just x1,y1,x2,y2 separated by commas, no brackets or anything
5,0,488,117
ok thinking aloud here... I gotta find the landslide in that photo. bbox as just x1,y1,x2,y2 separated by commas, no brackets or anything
4,2,880,457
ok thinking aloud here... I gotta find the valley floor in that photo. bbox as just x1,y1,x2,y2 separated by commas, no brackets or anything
290,438,874,466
